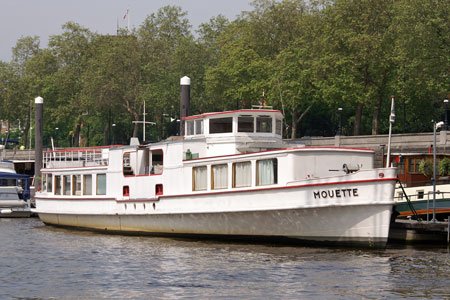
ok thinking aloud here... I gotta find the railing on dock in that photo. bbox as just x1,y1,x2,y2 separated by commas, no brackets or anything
43,146,112,169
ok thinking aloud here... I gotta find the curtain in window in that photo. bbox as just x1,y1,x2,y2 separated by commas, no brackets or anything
234,162,251,187
63,176,71,195
194,166,207,191
258,159,274,185
47,174,52,193
97,174,106,195
84,175,92,195
55,176,61,195
212,164,228,189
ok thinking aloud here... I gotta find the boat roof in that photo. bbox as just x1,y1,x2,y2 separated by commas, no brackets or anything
183,109,283,120
0,172,30,179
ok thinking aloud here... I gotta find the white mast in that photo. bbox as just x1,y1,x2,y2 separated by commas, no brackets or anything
386,95,395,168
132,101,155,142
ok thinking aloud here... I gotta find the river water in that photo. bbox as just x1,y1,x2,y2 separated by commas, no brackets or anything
1,218,449,300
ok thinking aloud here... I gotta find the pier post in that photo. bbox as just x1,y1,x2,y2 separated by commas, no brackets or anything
180,76,191,136
34,96,43,189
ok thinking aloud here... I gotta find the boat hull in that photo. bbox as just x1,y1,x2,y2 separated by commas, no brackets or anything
0,207,32,218
395,198,450,221
38,203,393,247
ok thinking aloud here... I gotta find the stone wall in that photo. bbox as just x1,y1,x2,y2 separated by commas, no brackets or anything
297,130,449,168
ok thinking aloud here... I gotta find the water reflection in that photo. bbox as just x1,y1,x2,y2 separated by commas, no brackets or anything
0,218,449,299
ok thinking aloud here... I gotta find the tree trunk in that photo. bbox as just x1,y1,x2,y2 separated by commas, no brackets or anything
103,122,109,146
73,123,81,147
353,102,363,136
290,109,297,140
371,95,382,135
22,118,30,149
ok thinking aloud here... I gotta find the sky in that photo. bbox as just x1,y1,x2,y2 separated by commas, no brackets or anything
0,0,253,62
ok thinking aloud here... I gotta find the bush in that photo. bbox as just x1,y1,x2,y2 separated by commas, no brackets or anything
439,157,450,176
418,159,433,177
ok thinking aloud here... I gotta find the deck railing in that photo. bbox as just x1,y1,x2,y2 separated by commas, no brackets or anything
43,146,112,169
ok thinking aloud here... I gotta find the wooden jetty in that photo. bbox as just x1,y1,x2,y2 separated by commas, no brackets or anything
389,219,450,244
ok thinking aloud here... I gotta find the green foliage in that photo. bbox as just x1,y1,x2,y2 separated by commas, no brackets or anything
0,1,448,146
439,158,450,176
418,159,433,177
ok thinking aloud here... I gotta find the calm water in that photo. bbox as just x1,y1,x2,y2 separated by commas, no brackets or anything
1,218,449,300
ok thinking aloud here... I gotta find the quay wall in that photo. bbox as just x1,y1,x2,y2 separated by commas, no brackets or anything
298,130,449,168
1,131,449,169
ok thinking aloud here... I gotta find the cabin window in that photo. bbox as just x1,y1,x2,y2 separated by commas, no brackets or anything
96,174,106,195
209,117,232,134
123,152,134,176
63,175,71,195
123,185,130,196
72,175,81,196
238,116,254,133
155,184,163,195
257,158,278,186
42,174,47,192
55,175,61,195
256,116,272,133
233,161,251,188
46,174,52,193
212,164,228,190
408,158,415,173
0,178,15,186
275,119,282,135
195,119,204,135
417,190,424,199
151,149,163,175
187,120,194,135
83,174,92,195
193,166,207,191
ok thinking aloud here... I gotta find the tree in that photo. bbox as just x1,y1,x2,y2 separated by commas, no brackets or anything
390,0,450,133
319,0,395,135
47,22,95,147
9,36,42,147
81,34,143,144
138,5,195,140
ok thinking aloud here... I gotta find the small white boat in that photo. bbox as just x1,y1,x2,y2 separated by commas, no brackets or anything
33,77,397,247
0,160,32,217
394,183,450,221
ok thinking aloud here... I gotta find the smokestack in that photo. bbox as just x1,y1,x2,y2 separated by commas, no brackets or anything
180,76,191,136
34,96,43,189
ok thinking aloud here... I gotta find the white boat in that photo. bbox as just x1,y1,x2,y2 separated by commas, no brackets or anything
394,183,450,221
34,78,397,247
0,160,32,217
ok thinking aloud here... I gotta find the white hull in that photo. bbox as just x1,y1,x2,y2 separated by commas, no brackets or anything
38,205,392,247
35,169,396,247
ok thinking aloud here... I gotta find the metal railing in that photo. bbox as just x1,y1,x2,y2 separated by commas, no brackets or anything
43,147,111,169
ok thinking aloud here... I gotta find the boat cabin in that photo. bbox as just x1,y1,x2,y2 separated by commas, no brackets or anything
39,109,375,206
387,153,450,187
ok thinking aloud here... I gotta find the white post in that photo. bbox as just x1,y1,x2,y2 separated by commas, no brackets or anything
143,101,146,142
386,95,395,168
432,120,437,222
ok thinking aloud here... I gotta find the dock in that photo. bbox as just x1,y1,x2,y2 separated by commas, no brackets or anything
389,219,450,244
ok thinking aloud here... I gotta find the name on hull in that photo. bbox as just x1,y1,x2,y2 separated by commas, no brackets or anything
313,188,359,199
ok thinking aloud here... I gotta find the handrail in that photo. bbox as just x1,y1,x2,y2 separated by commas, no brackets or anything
397,177,420,220
43,147,110,169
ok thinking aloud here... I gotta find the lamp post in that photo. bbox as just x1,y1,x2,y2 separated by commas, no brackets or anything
55,127,59,147
337,107,343,136
112,123,116,145
444,99,449,130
